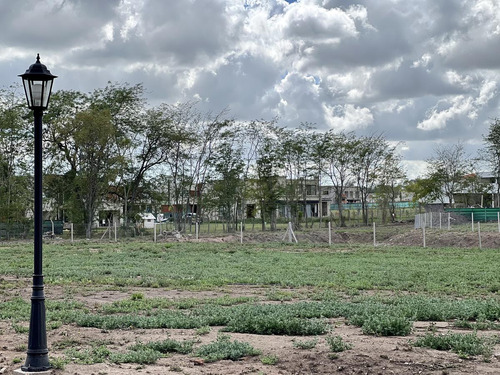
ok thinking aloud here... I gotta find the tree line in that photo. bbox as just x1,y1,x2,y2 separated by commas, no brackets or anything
2,82,498,237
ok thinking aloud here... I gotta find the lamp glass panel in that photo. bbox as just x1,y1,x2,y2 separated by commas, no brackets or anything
42,80,53,108
31,81,43,108
22,79,31,108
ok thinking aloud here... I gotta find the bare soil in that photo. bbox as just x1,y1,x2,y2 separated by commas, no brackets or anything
2,228,500,374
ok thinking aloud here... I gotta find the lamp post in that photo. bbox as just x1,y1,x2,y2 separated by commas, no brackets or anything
19,54,57,372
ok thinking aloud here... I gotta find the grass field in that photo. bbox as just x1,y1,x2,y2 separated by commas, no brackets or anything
1,236,500,373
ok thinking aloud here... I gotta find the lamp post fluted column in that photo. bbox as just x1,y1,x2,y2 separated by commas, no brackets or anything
22,108,50,372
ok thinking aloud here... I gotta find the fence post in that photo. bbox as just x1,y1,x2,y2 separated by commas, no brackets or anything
196,222,199,240
114,221,117,242
498,212,500,233
423,224,426,248
328,221,332,246
448,213,451,230
240,221,243,244
472,213,474,232
154,223,157,243
430,212,433,229
478,222,482,249
439,212,442,229
71,223,74,243
373,222,376,247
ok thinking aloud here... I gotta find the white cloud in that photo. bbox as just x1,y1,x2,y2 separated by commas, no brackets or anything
323,104,374,132
417,96,475,131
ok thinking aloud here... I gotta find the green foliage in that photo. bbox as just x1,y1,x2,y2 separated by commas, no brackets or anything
50,357,69,370
292,338,318,349
194,333,261,363
453,319,500,331
325,335,352,352
260,354,279,365
356,314,412,336
225,312,328,336
412,332,495,359
196,326,211,335
4,241,500,296
266,288,296,301
109,347,163,365
64,338,193,366
11,323,29,333
130,292,144,300
65,345,111,364
0,87,32,228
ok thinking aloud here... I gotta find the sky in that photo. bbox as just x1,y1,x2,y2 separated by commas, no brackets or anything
1,0,500,178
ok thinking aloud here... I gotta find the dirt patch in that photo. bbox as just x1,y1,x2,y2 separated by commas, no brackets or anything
1,285,500,374
161,224,500,250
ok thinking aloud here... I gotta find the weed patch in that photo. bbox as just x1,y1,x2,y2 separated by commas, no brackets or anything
412,332,495,359
129,339,194,355
292,338,318,349
194,333,261,362
326,335,352,352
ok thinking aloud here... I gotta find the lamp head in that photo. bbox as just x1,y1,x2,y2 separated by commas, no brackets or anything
19,54,57,110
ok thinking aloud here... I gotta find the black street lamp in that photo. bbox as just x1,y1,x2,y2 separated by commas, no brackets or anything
19,54,57,372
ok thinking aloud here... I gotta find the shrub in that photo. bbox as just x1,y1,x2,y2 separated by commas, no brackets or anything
354,314,412,336
109,347,162,365
194,333,261,363
412,332,494,359
129,339,194,355
292,338,318,350
326,335,352,352
261,354,279,365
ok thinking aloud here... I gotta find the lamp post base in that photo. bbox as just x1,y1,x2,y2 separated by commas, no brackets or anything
22,277,51,372
14,369,52,374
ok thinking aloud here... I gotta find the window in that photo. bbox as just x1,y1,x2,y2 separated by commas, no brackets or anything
306,185,317,196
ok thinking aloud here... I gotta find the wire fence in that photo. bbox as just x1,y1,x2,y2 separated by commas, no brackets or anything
3,206,500,248
415,210,500,232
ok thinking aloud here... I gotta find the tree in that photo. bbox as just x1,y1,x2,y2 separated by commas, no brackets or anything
147,102,231,231
71,109,120,238
89,83,148,228
309,130,329,226
281,127,309,228
351,134,392,225
482,118,500,207
322,131,358,227
375,152,406,222
114,105,172,228
236,119,277,228
206,138,244,231
0,86,32,235
254,128,283,231
405,176,442,208
426,143,470,208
